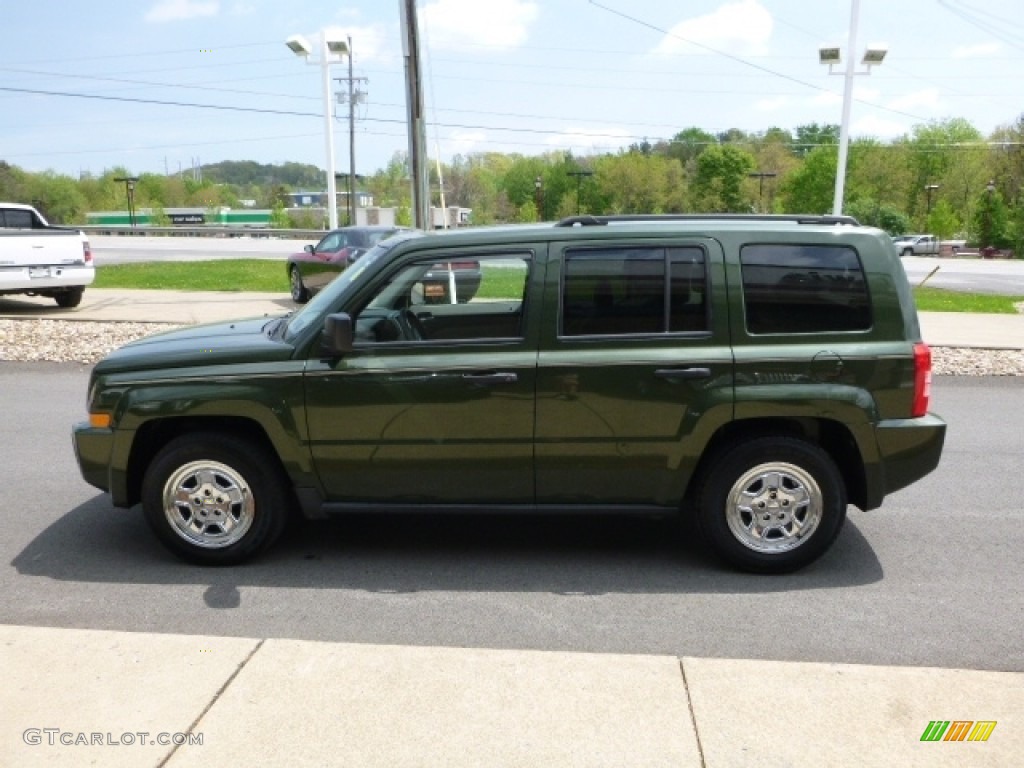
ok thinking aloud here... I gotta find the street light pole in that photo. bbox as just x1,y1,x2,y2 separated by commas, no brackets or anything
534,176,543,220
114,176,139,228
286,32,348,230
833,0,859,217
819,0,886,216
924,183,939,217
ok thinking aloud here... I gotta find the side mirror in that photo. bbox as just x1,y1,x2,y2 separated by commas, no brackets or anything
321,313,354,357
304,244,314,254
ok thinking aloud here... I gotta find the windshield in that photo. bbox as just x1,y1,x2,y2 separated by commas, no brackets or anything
283,241,392,341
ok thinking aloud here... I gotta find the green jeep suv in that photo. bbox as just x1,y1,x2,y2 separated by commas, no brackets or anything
73,215,945,573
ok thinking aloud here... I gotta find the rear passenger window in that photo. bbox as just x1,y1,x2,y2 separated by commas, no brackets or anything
740,244,871,334
562,246,707,336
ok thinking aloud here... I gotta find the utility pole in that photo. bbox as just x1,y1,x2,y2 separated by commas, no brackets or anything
400,0,430,229
335,37,367,227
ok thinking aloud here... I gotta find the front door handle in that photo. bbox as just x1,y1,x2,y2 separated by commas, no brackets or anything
462,372,518,386
655,367,712,381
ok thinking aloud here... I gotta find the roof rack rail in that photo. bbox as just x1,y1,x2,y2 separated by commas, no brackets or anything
555,214,861,227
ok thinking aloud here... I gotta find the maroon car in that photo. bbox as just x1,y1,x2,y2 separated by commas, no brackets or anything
287,226,407,303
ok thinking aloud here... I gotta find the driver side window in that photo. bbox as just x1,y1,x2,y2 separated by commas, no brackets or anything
353,254,531,345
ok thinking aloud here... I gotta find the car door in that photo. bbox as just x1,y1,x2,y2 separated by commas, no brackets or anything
303,246,542,506
534,239,734,508
304,232,347,293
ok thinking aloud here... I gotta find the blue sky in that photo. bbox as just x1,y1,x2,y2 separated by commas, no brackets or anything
2,0,1022,179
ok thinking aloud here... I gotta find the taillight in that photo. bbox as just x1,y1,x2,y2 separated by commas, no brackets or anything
83,241,93,265
912,342,932,417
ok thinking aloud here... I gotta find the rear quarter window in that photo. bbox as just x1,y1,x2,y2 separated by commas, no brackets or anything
740,244,871,334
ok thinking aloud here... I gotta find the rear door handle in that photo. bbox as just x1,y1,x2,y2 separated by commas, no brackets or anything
462,372,518,386
655,367,712,381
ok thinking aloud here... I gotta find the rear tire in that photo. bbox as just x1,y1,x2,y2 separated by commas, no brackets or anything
55,287,84,308
141,433,291,565
289,265,310,304
695,437,847,573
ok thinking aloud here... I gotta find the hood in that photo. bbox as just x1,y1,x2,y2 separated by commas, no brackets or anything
94,316,296,374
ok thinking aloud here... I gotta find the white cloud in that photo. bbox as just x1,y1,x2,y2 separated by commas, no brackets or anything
755,97,788,112
887,88,941,113
443,131,488,156
145,0,219,23
421,0,538,51
814,90,842,107
952,42,1001,59
544,127,633,152
653,0,773,56
851,115,908,139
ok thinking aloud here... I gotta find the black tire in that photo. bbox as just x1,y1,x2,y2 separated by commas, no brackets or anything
289,265,310,304
695,437,847,574
55,287,84,308
141,433,291,565
901,248,913,258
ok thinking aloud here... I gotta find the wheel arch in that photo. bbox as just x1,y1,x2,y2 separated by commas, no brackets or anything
125,416,295,508
686,416,868,511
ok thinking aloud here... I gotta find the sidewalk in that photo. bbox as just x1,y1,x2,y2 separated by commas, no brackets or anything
1,288,1023,349
3,624,1021,768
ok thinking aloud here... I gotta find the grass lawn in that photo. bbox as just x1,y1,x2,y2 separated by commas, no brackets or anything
93,260,285,292
911,287,1024,314
94,261,1024,314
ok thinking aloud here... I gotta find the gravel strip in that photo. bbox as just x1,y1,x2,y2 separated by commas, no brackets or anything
1,318,1023,375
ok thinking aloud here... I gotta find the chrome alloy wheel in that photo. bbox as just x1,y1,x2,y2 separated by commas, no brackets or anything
162,461,254,549
724,462,822,553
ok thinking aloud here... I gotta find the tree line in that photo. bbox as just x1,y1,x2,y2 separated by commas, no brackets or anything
3,115,1023,253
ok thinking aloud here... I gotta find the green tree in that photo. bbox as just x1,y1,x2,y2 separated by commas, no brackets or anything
780,146,837,214
971,186,1011,249
925,199,960,240
693,145,756,212
794,123,839,158
268,202,290,229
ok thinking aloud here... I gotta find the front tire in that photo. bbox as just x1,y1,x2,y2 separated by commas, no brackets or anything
289,265,310,303
696,437,847,573
141,433,291,565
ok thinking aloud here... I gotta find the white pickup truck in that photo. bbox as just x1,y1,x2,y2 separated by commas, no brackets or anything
0,203,94,308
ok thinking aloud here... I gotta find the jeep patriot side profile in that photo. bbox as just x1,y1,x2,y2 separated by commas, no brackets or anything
73,215,946,573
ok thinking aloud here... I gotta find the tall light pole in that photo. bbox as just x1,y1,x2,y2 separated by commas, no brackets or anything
286,32,350,230
534,176,543,220
819,0,887,215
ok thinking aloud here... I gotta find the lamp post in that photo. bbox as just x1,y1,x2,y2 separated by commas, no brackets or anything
924,183,939,214
114,176,139,228
534,176,543,220
819,0,887,216
748,171,777,213
286,32,350,230
984,179,995,250
567,170,593,216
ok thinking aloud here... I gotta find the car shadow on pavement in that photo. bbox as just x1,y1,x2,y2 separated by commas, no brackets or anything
12,494,883,595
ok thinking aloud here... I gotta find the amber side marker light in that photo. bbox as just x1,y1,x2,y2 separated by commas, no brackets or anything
89,413,112,429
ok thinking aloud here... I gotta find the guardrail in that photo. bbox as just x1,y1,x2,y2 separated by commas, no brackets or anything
77,226,324,240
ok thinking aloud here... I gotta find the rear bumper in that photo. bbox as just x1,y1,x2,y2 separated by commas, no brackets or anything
0,265,94,293
874,413,947,499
